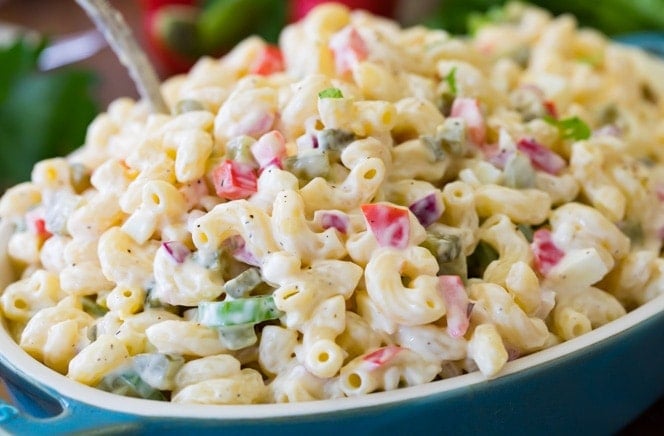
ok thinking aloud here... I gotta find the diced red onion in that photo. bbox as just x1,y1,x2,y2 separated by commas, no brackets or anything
362,345,403,368
314,210,349,234
517,138,566,175
409,193,443,227
223,235,260,267
163,241,190,264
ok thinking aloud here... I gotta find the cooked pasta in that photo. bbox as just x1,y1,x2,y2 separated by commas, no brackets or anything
1,2,663,404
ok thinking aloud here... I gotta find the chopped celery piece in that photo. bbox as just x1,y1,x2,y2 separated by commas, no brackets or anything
503,152,536,189
226,136,258,166
284,150,330,181
218,324,258,350
82,296,108,318
224,267,262,298
96,369,166,401
316,128,356,161
198,296,282,327
467,241,499,279
132,353,184,391
318,87,344,99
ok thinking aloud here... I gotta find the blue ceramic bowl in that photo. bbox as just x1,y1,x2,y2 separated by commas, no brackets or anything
1,33,664,436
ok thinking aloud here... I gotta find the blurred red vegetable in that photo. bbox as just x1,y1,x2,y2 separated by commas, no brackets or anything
289,0,398,21
139,0,398,76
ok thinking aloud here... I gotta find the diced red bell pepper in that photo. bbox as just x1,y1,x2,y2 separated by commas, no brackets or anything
438,275,469,338
517,138,566,175
25,208,52,240
212,160,258,200
329,26,368,75
450,98,486,146
543,100,558,119
363,345,402,368
250,45,285,75
361,203,410,249
531,228,564,276
251,130,287,169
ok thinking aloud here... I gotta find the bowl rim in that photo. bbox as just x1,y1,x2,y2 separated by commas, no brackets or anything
1,285,662,420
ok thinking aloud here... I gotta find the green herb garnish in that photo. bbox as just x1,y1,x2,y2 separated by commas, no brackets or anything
318,87,344,99
444,67,458,96
544,115,591,141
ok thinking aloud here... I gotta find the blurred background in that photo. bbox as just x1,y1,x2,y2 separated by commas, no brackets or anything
0,0,662,431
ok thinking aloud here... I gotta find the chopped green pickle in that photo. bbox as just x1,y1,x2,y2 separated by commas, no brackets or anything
174,99,205,114
316,128,356,161
422,232,461,264
517,224,534,243
225,136,258,166
218,324,258,350
467,240,499,279
81,296,108,318
224,267,262,298
284,151,330,181
421,231,467,278
198,295,282,327
421,117,468,160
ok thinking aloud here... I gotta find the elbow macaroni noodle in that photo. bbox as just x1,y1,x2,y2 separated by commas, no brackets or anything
1,2,663,403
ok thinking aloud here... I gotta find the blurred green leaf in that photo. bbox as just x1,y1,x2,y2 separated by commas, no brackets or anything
427,0,664,36
0,38,98,191
198,0,286,53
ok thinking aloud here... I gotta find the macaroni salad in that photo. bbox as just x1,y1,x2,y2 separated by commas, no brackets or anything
1,2,664,404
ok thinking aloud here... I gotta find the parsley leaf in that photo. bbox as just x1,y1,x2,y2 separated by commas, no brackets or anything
318,87,344,99
444,66,458,96
0,38,99,192
544,115,591,141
